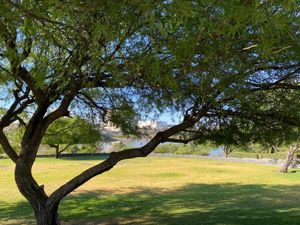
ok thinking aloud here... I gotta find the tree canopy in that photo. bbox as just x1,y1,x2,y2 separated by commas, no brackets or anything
0,1,299,224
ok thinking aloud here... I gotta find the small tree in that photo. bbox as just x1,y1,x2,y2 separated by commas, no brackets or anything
280,143,300,173
43,117,101,158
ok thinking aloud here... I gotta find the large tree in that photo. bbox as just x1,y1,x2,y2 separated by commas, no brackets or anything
0,1,299,224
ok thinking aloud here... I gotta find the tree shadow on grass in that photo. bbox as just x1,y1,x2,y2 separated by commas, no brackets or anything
1,184,300,225
0,201,34,225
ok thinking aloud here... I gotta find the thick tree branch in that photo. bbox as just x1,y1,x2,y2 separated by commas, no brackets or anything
16,66,47,105
0,87,33,128
58,144,70,155
0,130,18,163
47,104,212,205
21,85,81,163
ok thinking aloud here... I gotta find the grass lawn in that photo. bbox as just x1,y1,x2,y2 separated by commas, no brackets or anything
1,156,300,225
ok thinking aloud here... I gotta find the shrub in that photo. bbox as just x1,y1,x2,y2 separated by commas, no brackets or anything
70,145,80,154
175,145,193,155
111,142,131,151
154,143,214,156
80,145,98,153
154,144,179,154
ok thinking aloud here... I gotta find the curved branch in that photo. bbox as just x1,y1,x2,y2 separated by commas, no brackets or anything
0,130,18,163
47,104,212,206
0,88,33,128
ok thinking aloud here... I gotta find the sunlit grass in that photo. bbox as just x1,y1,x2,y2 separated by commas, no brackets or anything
1,156,300,224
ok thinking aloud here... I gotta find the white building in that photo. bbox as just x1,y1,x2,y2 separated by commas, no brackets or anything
138,120,169,130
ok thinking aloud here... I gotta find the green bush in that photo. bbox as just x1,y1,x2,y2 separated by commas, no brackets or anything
191,142,215,152
175,145,193,155
230,151,287,159
154,143,214,156
195,150,210,156
154,142,290,158
80,145,98,153
0,154,7,159
154,144,179,154
111,142,132,151
70,145,80,154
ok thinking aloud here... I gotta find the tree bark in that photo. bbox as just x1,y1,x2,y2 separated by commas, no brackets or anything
225,151,229,158
279,146,297,173
54,145,60,158
271,145,277,154
15,159,61,224
34,204,60,225
50,144,71,158
223,146,232,158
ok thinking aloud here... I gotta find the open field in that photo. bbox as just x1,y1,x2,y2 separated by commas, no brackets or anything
1,156,300,225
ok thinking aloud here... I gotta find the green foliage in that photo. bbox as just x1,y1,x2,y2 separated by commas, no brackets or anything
70,146,80,155
80,145,98,154
110,104,140,136
155,144,179,154
111,141,131,151
154,143,214,156
43,116,101,148
230,151,287,160
175,145,195,155
0,0,299,146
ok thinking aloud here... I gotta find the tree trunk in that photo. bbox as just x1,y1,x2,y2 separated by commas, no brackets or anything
55,145,60,158
223,146,231,158
35,204,60,225
225,151,229,158
15,159,60,225
279,146,297,173
52,144,70,158
49,144,60,158
271,145,277,154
